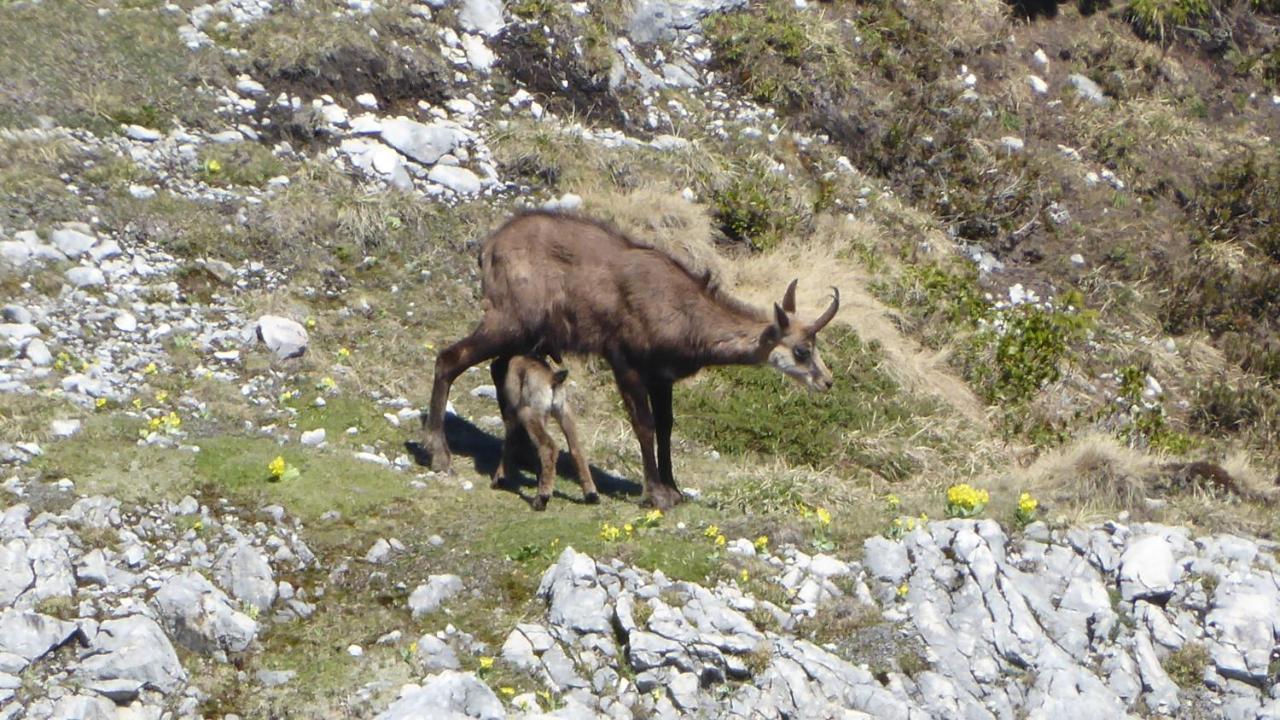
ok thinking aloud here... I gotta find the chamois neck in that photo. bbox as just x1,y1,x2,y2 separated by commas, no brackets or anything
697,302,773,367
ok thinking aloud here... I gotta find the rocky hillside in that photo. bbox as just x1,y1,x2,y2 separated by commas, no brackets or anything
2,0,1279,718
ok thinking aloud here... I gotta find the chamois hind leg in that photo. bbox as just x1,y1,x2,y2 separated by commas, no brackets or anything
518,407,558,511
553,405,598,504
610,358,669,510
648,380,683,507
422,318,515,472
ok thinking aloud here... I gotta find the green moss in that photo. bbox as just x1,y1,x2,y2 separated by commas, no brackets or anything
1163,642,1210,688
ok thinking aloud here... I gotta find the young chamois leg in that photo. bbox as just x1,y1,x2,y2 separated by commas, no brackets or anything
519,405,560,511
552,400,599,504
647,380,683,506
610,357,679,510
490,355,537,469
423,318,515,472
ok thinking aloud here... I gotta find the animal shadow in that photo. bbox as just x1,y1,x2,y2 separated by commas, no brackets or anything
404,414,640,506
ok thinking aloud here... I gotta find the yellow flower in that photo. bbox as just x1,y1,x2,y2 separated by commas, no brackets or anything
143,362,158,375
624,523,634,537
885,494,901,510
154,390,168,404
268,456,286,478
754,535,769,553
205,158,222,174
645,509,662,524
892,517,903,528
704,524,720,539
920,513,929,523
408,641,417,655
906,518,916,531
132,398,143,410
897,582,909,598
1018,492,1038,514
95,398,107,409
192,520,202,531
815,507,832,526
318,376,337,392
164,412,181,430
499,687,516,697
478,656,494,670
945,484,990,516
739,569,750,583
715,534,726,548
423,342,436,352
337,347,351,360
599,523,621,542
305,317,317,330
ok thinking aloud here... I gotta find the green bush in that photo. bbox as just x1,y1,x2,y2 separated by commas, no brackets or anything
964,295,1095,405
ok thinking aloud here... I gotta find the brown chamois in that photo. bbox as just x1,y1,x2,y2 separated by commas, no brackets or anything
422,210,840,510
492,355,597,511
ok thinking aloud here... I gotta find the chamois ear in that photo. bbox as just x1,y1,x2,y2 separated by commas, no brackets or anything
773,302,791,333
781,278,798,314
552,369,570,387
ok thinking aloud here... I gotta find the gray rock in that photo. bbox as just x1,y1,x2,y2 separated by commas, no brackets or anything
150,571,258,654
0,306,31,324
408,575,464,618
124,125,163,142
457,0,504,36
0,241,31,267
49,419,81,438
77,615,186,694
175,495,200,516
50,228,96,258
365,538,392,564
68,497,120,529
1069,73,1108,105
628,0,747,44
24,338,52,367
429,165,483,195
255,315,308,360
1119,535,1177,602
1205,575,1279,684
0,324,38,341
65,267,106,288
0,541,35,608
416,634,460,672
49,694,116,720
0,610,83,665
380,118,466,165
300,428,326,447
214,541,277,613
255,669,296,687
112,312,137,333
23,538,75,607
862,536,910,584
374,670,503,720
88,239,120,263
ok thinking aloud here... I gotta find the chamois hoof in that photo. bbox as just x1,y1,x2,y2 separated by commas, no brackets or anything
490,475,503,490
531,494,551,512
583,491,600,505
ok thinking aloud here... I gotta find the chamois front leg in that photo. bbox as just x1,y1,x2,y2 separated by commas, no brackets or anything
648,380,683,507
518,407,558,511
553,406,598,504
422,321,510,472
610,359,669,510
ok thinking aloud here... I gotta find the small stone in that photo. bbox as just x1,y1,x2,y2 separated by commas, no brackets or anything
347,644,363,657
1027,74,1049,95
50,420,81,438
128,185,155,199
25,339,52,367
50,228,96,258
65,267,106,287
427,165,482,195
124,125,162,142
408,575,464,618
113,312,138,333
355,93,379,109
255,315,308,360
365,538,392,564
300,428,326,447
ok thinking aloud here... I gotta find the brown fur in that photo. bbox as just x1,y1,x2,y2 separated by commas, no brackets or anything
422,210,840,510
492,356,597,511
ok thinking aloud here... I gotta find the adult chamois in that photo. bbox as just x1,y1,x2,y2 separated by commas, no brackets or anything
422,211,840,510
492,355,596,511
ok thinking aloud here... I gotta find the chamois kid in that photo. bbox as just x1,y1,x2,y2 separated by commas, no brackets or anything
492,355,597,511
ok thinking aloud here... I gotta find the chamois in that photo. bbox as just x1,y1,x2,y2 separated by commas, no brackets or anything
492,355,597,511
422,211,840,510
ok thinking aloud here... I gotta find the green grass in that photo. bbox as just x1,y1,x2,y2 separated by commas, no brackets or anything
676,327,948,481
0,1,224,132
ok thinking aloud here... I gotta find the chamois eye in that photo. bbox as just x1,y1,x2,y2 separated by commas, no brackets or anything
793,346,811,363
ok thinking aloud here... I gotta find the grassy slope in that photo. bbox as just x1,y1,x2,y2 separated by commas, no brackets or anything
4,0,1280,715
